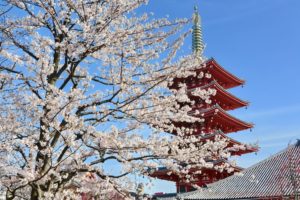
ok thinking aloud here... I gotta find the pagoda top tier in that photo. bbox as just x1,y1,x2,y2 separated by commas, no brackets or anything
169,58,245,90
204,58,245,89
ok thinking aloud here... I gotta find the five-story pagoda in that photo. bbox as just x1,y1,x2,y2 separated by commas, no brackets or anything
150,6,258,193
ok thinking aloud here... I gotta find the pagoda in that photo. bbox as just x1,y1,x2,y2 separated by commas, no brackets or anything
150,6,258,193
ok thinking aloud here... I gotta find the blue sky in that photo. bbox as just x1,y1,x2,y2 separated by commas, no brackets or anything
143,0,300,194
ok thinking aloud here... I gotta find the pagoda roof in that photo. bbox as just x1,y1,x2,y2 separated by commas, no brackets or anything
189,105,253,134
177,140,300,200
150,159,242,183
199,130,258,156
189,81,249,111
203,58,245,89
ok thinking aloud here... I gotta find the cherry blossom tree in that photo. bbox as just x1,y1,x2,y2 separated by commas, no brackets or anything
0,0,230,199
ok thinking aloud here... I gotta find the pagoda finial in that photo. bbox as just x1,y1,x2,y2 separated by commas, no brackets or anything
192,5,204,57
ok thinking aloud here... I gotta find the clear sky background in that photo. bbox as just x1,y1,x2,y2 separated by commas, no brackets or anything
142,0,300,194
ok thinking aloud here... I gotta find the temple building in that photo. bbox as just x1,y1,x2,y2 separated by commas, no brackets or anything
150,6,258,193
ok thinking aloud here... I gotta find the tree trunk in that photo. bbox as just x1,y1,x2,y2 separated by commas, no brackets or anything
30,185,42,200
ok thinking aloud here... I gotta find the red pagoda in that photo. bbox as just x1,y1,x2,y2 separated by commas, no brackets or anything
150,6,258,193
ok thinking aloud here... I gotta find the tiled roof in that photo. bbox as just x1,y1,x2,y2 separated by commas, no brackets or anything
175,141,300,200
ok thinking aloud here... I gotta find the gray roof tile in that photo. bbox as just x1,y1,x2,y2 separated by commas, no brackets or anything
177,141,300,200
